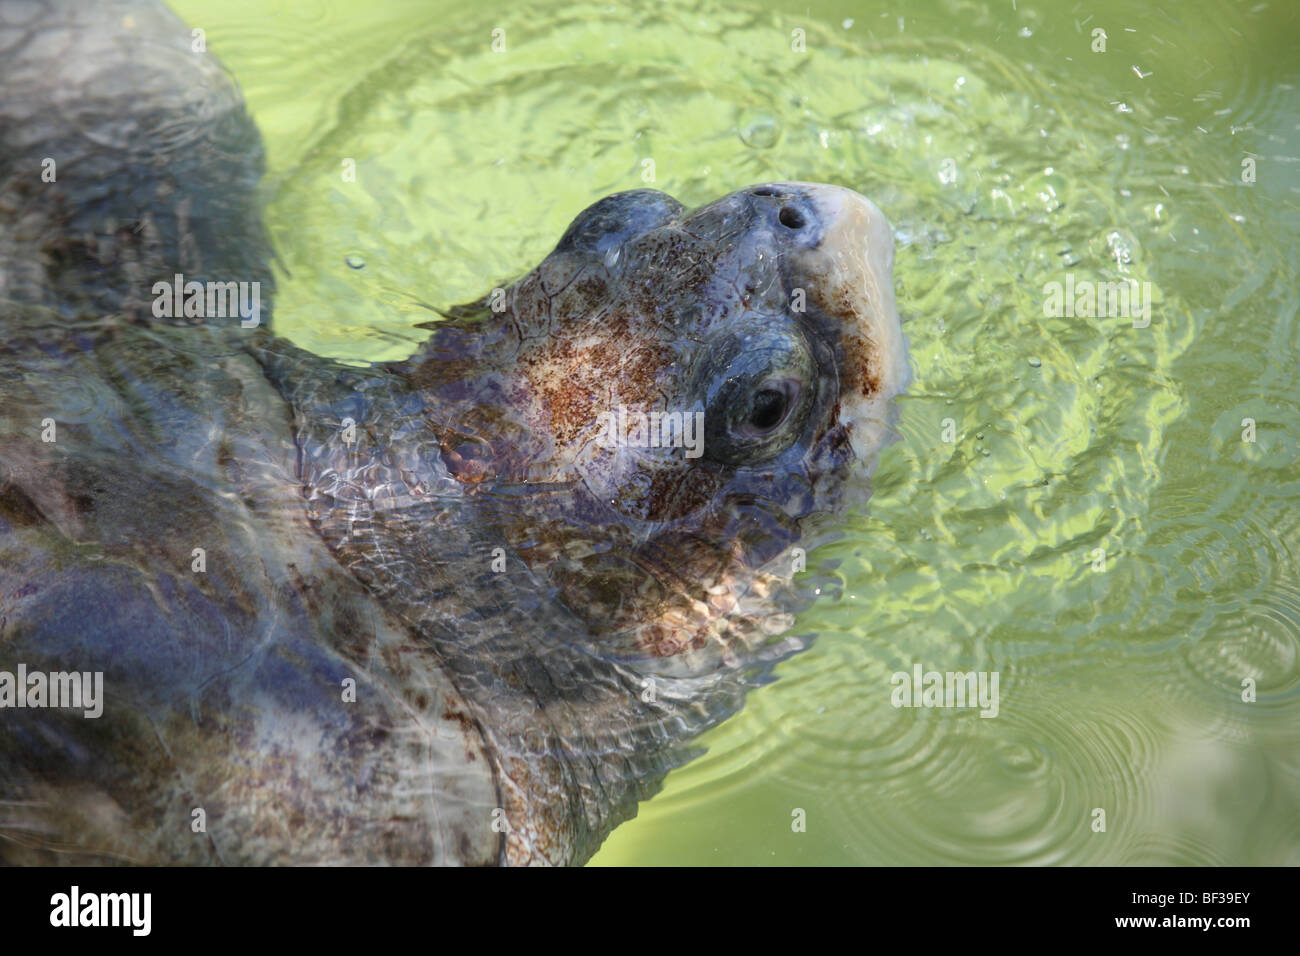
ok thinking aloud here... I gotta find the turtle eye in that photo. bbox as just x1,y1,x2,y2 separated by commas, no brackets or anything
741,380,799,436
751,389,786,429
698,324,815,465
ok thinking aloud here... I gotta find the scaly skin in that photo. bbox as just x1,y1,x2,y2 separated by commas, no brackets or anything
0,0,908,865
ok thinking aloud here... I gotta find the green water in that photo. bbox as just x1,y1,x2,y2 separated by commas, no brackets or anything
174,0,1300,864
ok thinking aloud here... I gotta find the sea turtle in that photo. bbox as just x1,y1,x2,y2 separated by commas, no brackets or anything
0,0,908,865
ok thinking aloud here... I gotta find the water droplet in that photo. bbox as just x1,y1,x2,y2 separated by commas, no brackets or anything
345,254,365,270
1027,356,1042,368
738,109,781,149
996,739,1047,776
1090,228,1141,268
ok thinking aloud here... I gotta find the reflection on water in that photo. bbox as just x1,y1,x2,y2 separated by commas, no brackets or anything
173,0,1300,864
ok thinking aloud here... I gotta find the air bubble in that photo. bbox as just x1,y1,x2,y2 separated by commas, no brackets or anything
738,109,781,149
1090,228,1141,268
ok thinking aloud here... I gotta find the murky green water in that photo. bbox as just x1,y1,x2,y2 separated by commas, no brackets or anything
175,0,1300,864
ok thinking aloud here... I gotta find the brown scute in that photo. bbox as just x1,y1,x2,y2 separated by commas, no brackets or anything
521,336,594,447
550,271,613,320
640,622,707,657
617,460,726,524
441,436,496,484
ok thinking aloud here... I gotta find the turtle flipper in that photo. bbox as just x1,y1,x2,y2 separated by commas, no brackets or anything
0,0,274,329
0,449,502,865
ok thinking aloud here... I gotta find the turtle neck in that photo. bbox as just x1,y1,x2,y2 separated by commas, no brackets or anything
249,331,753,864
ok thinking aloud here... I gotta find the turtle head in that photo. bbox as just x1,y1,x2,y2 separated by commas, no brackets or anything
527,182,908,510
403,182,909,664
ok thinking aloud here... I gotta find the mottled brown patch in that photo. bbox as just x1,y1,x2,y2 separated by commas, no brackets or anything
519,309,670,447
442,706,477,734
820,284,879,398
853,342,881,397
441,437,496,484
640,622,708,657
617,460,726,524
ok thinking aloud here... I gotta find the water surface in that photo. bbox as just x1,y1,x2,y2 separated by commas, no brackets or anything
175,0,1300,864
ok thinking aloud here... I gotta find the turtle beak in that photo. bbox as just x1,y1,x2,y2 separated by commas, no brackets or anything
774,181,911,465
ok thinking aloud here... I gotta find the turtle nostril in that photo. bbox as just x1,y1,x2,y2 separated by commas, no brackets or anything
778,206,806,230
752,187,779,197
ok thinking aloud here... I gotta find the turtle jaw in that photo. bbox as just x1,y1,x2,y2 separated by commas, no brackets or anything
776,182,911,469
